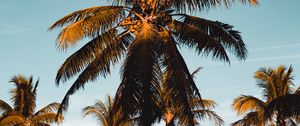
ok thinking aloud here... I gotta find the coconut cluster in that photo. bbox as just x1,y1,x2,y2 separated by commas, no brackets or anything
121,17,143,35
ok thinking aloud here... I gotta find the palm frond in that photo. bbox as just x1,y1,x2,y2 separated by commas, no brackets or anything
113,22,163,125
191,67,202,78
83,106,109,126
161,0,258,12
281,65,294,95
34,103,60,116
256,65,295,102
255,68,278,101
231,111,263,126
55,28,118,84
181,15,247,60
265,94,300,120
232,95,266,115
0,114,26,126
55,31,132,119
31,113,63,125
49,6,125,49
10,75,36,118
32,78,39,95
197,99,217,109
193,109,224,126
0,100,13,113
170,20,230,63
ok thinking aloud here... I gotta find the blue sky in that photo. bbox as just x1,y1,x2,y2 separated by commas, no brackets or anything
0,0,300,126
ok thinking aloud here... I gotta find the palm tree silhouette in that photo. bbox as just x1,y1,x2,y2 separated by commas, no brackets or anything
0,75,63,126
232,65,300,126
49,0,257,125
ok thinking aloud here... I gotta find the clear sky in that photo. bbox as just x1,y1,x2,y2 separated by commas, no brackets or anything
0,0,300,126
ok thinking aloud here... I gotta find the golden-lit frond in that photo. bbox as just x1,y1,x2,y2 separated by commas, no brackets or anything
31,113,63,125
232,95,265,115
255,65,294,102
49,6,125,30
83,106,109,126
55,7,125,49
0,114,26,126
201,99,217,109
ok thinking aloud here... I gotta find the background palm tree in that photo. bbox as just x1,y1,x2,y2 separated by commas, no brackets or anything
83,95,133,126
49,0,257,125
159,67,223,126
0,75,63,126
231,65,300,126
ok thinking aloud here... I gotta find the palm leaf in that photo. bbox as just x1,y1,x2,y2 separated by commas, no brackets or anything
0,100,13,113
49,6,125,49
34,103,60,116
161,0,258,12
55,31,132,118
191,67,202,78
83,106,109,126
232,95,266,115
180,15,247,60
55,28,118,84
231,111,264,126
255,68,278,101
192,99,217,110
170,20,230,62
0,114,26,126
10,75,36,118
193,109,224,126
264,94,300,120
31,113,63,125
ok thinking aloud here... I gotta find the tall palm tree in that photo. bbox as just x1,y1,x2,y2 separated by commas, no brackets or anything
159,67,223,126
49,0,257,125
83,95,133,126
231,65,300,126
0,75,63,126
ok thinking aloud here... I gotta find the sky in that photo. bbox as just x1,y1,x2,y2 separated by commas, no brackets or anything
0,0,300,126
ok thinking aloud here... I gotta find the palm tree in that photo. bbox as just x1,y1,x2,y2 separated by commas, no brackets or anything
231,65,300,126
49,0,257,125
83,95,133,126
0,75,63,126
159,67,223,126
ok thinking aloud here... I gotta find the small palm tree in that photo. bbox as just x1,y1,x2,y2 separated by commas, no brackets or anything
160,67,223,126
83,95,133,126
231,65,300,126
0,75,63,126
49,0,258,125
